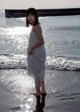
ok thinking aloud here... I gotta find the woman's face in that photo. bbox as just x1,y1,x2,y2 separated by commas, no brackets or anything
27,13,35,25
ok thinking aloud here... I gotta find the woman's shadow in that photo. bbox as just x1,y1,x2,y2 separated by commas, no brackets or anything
33,93,46,112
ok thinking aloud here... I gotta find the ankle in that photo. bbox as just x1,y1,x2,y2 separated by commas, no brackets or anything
40,90,46,94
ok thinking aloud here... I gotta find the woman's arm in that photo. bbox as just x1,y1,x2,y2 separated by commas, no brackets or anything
28,25,44,55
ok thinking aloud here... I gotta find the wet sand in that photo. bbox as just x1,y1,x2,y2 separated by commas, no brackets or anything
0,85,80,112
0,86,21,112
44,93,80,112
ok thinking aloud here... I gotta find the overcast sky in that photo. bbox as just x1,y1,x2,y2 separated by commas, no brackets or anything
1,0,80,9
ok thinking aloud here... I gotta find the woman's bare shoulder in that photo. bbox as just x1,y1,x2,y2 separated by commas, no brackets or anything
33,24,42,33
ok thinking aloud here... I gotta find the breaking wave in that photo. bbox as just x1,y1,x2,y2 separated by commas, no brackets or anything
0,54,80,71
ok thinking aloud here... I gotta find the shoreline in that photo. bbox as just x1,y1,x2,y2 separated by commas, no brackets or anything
0,69,80,112
0,85,80,112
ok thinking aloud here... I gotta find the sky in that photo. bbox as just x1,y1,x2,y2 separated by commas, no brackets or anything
1,0,80,9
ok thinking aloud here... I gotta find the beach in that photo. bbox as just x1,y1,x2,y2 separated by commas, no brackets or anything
0,10,80,112
0,86,21,112
0,87,80,112
0,70,80,112
44,94,80,112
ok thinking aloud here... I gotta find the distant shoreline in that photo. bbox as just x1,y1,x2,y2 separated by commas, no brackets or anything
5,8,80,18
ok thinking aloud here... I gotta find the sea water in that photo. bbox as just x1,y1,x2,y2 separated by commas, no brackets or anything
0,10,80,103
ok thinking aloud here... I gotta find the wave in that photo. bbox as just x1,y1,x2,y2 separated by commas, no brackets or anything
0,54,80,71
55,26,80,31
46,56,80,71
0,54,27,69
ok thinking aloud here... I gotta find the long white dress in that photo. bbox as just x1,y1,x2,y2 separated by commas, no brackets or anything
27,25,46,81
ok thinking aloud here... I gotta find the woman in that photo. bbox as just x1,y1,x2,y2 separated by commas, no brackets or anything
26,8,46,98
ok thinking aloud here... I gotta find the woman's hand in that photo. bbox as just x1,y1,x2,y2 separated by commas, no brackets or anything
28,48,33,55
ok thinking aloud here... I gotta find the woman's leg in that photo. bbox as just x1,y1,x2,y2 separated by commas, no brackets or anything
40,80,46,109
34,79,40,96
40,80,46,94
33,80,41,112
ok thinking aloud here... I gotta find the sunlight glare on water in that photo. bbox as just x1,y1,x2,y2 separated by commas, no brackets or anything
0,70,35,100
0,26,32,53
7,27,31,35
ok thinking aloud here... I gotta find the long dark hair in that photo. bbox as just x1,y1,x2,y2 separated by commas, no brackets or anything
26,8,39,26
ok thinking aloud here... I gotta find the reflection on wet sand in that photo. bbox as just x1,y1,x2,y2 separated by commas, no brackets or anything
10,93,46,112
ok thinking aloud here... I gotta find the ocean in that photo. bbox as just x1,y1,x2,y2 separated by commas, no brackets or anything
0,10,80,111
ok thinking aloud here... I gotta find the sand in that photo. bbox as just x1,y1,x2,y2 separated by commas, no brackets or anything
0,86,21,112
0,85,80,112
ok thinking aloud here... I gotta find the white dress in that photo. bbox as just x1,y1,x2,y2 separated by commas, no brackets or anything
27,25,46,81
